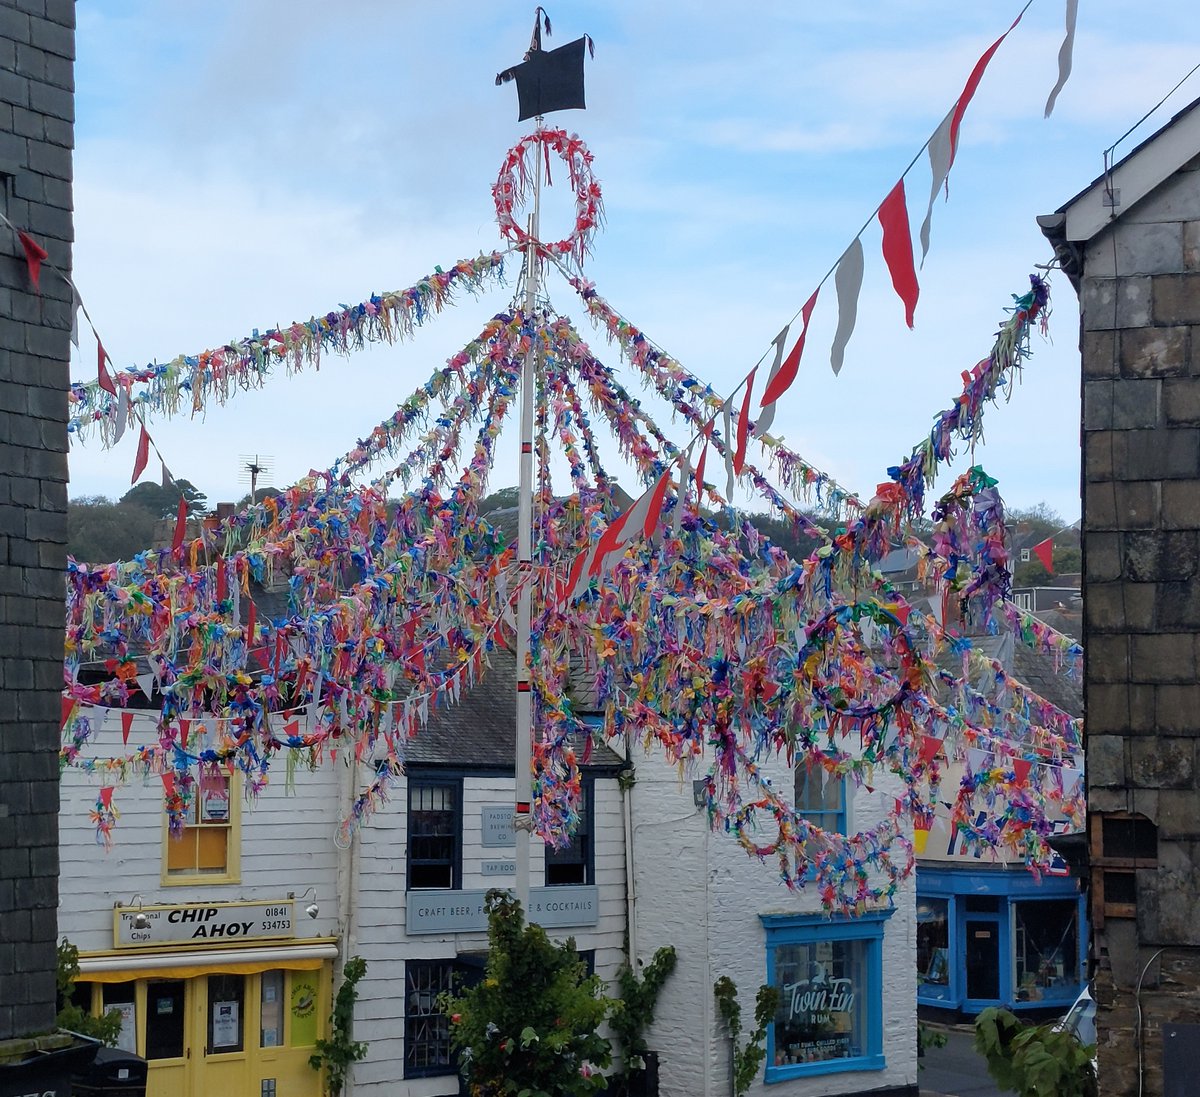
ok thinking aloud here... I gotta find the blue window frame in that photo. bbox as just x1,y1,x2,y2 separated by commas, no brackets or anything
794,766,846,835
761,909,892,1083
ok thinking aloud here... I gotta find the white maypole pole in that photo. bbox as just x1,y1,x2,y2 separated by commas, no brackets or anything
514,115,543,918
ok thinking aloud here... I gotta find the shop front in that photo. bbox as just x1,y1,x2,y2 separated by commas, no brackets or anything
917,866,1086,1016
73,899,335,1097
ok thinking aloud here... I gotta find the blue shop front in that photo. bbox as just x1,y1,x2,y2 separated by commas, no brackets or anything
916,863,1086,1016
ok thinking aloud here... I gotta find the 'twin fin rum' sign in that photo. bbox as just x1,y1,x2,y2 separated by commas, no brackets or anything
114,900,296,948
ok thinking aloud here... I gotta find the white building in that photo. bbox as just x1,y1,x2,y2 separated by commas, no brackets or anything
58,647,627,1097
628,742,919,1097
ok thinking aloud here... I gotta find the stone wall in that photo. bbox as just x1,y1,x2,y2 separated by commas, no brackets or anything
1079,154,1200,1095
0,0,74,1042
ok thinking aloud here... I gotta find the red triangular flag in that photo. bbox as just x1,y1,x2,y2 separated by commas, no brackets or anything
245,599,257,646
1012,758,1033,786
179,719,191,749
17,231,49,292
640,469,673,538
121,711,134,747
733,366,757,475
97,343,117,396
99,786,115,808
1032,536,1054,573
161,772,176,798
171,494,188,556
919,735,943,766
879,180,920,329
131,423,151,485
760,288,820,409
949,13,1024,167
283,719,300,738
61,696,76,727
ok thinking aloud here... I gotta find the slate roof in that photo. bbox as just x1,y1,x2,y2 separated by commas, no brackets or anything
404,645,625,772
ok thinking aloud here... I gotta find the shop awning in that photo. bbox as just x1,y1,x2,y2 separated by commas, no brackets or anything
78,940,338,982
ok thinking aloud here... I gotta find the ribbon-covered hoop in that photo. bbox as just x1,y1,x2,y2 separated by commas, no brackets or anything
493,128,603,267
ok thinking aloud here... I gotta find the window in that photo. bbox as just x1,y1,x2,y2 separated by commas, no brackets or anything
545,780,593,886
917,898,950,1002
405,960,457,1078
163,769,239,884
1013,900,1079,1005
762,910,891,1082
408,779,461,889
794,766,846,835
1090,812,1157,925
208,973,245,1054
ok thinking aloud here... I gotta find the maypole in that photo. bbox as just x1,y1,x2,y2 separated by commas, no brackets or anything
513,116,543,916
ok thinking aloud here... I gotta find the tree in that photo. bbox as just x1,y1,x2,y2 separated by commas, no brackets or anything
479,486,520,514
68,496,158,563
121,478,208,519
237,485,282,507
56,939,123,1046
441,890,612,1096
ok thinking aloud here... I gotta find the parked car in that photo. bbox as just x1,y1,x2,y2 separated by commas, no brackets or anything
1057,983,1096,1049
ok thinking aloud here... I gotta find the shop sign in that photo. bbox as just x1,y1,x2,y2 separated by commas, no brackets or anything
779,969,856,1064
481,805,516,847
481,859,516,875
114,899,296,948
407,885,598,934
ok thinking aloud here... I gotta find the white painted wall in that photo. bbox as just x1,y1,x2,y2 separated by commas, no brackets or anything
629,743,918,1097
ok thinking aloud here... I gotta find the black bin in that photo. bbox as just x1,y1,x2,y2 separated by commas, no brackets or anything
71,1046,148,1097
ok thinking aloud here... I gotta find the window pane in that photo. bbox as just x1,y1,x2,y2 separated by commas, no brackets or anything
917,898,950,990
1014,900,1078,1002
101,984,137,1055
208,974,245,1054
145,980,186,1060
773,939,868,1065
409,782,458,889
546,787,589,886
260,970,284,1048
405,961,456,1077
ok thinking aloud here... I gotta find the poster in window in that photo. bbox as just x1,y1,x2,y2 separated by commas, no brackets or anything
212,1001,239,1049
774,942,864,1065
200,777,230,823
109,1002,136,1054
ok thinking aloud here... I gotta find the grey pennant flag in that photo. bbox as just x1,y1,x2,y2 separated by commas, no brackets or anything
919,108,955,268
830,239,864,376
754,326,790,437
1044,0,1079,118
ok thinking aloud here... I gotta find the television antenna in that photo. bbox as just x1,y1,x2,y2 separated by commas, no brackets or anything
238,454,273,502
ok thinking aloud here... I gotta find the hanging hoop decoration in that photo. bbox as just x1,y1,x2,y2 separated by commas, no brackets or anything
493,128,604,267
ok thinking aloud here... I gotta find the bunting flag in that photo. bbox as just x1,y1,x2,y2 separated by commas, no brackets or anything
69,284,81,347
693,420,712,500
721,398,736,500
97,343,116,396
733,366,757,475
130,423,151,485
1062,767,1084,800
760,288,820,410
919,735,944,766
1012,758,1033,786
1044,0,1079,117
111,386,129,445
98,786,114,809
120,711,133,747
966,747,993,776
171,495,188,556
878,179,919,329
920,109,955,267
1032,536,1054,572
61,696,76,728
949,11,1024,166
753,325,791,436
830,240,864,375
17,230,48,292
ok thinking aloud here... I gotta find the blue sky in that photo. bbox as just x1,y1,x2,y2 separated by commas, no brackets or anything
67,1,1200,522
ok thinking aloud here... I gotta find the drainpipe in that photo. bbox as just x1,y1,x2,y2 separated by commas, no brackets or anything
622,765,638,967
334,749,360,1094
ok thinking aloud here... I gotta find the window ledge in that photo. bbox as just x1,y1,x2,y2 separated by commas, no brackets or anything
765,1053,884,1082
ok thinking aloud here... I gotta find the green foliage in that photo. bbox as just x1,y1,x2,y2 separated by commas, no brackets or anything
744,511,833,563
974,1007,1096,1097
610,946,677,1074
55,939,123,1046
121,478,208,518
917,1021,947,1068
309,956,369,1097
67,496,158,563
713,975,779,1097
440,890,612,1097
479,486,520,514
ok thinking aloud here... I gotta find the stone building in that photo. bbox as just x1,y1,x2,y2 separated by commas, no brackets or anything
1040,94,1200,1095
0,0,75,1056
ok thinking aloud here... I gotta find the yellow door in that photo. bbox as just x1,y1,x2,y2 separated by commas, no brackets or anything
144,979,191,1097
195,973,252,1095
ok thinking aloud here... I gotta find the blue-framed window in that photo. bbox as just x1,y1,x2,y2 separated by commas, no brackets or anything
761,910,892,1083
794,766,846,834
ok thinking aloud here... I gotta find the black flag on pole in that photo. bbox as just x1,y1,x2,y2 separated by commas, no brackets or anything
497,9,592,122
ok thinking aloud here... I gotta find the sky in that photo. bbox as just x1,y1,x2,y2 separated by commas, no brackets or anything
65,0,1200,524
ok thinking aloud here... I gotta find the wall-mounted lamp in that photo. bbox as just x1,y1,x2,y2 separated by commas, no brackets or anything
117,894,149,930
290,888,319,919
